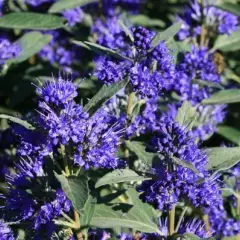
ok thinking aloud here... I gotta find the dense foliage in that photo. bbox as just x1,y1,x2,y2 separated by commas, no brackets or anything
0,0,240,239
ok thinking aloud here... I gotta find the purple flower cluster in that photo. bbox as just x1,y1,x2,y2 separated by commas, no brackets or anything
39,31,81,72
177,0,238,40
208,204,240,237
161,103,226,141
175,46,221,104
36,77,123,169
62,7,84,27
94,24,175,98
0,35,20,68
94,57,126,84
92,16,126,50
0,221,14,240
131,26,155,54
1,156,71,237
102,0,145,16
150,217,210,238
138,118,221,211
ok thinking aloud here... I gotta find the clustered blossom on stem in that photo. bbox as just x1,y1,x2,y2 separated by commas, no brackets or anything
0,35,20,68
1,157,71,238
0,76,125,238
94,24,175,99
62,7,84,27
208,204,240,237
137,118,221,211
177,0,239,40
0,220,15,240
92,16,126,50
102,0,145,16
174,46,221,104
34,76,123,170
39,31,82,72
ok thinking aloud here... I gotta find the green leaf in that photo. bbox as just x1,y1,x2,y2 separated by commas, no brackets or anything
223,237,238,240
224,68,240,84
80,195,96,227
0,114,35,130
95,169,150,188
125,141,155,165
8,32,52,63
193,79,223,90
181,233,201,240
84,79,129,115
175,101,196,130
213,3,240,17
129,14,164,28
165,38,191,63
49,0,97,13
71,40,91,50
202,89,240,104
213,29,240,52
90,203,162,234
73,41,133,62
0,12,64,30
217,126,240,146
171,156,201,177
55,174,89,213
206,147,240,172
118,20,134,42
151,21,182,47
126,188,160,221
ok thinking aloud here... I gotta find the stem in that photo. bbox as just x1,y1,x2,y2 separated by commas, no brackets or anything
237,190,240,216
127,92,135,116
74,210,80,229
203,214,211,231
125,91,135,160
76,232,84,240
236,190,240,240
61,144,70,176
199,0,207,47
168,206,175,236
54,220,77,229
61,211,76,225
200,26,206,47
175,207,188,233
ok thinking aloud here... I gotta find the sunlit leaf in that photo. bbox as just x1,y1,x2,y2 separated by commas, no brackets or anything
49,0,97,13
0,12,64,30
95,169,150,188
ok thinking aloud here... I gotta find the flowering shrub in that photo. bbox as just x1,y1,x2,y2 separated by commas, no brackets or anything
0,0,240,239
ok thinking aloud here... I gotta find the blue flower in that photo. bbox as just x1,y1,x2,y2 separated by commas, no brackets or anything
0,36,20,67
208,204,240,237
0,221,15,240
94,56,127,84
39,31,81,72
131,26,155,54
175,46,221,104
74,109,124,169
62,7,84,27
162,103,226,141
177,0,238,40
92,16,126,50
36,76,78,106
137,118,222,211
